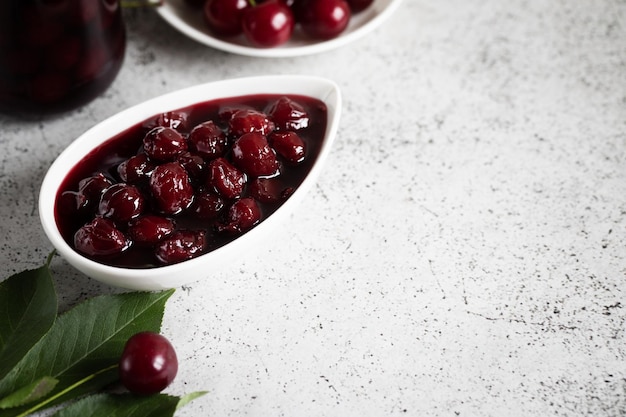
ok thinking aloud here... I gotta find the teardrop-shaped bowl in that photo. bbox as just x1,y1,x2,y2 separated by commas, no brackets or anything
39,75,342,290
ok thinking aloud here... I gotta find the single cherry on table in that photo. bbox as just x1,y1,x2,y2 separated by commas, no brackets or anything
119,332,178,395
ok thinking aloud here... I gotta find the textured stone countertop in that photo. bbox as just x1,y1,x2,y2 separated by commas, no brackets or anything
1,0,625,416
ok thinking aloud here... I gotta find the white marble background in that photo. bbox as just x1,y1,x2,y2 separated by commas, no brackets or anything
1,0,625,416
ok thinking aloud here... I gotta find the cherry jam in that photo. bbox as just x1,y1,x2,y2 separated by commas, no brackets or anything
0,0,126,115
55,94,328,268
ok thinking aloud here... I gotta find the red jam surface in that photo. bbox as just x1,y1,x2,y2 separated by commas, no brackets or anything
55,94,327,268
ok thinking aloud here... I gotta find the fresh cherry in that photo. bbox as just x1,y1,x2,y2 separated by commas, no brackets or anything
119,332,178,395
295,0,351,40
203,0,250,37
241,0,295,48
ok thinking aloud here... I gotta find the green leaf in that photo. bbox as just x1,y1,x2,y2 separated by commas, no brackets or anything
50,392,206,417
0,377,58,409
0,257,57,380
0,289,174,416
176,391,208,410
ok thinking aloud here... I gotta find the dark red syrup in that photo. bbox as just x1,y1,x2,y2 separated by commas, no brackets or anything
55,93,327,268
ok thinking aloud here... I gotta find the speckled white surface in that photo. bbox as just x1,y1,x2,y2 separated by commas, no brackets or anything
1,0,625,416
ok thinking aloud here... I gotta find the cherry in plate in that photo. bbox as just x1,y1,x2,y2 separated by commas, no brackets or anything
203,0,250,37
241,0,295,48
295,0,351,40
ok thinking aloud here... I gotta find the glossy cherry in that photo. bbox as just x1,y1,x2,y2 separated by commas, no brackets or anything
117,153,156,184
78,172,113,204
266,96,310,131
192,190,225,219
204,0,250,36
97,183,145,223
241,0,295,48
232,132,279,177
74,217,130,258
218,197,261,233
128,215,175,246
269,131,306,164
295,0,351,40
143,127,188,162
249,177,291,203
149,162,194,215
143,111,189,132
188,120,228,159
206,157,246,199
228,108,275,137
119,332,178,395
155,230,207,264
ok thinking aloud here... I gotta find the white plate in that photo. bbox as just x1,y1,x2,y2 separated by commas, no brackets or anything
155,0,404,58
39,75,342,290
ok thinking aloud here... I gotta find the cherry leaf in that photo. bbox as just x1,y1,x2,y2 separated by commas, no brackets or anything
0,257,57,380
0,376,58,409
50,392,206,417
0,289,174,416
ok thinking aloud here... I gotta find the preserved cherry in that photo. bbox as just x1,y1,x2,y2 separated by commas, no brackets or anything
55,94,328,268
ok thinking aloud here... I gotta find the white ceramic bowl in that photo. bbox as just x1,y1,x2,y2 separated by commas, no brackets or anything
39,75,342,290
156,0,404,58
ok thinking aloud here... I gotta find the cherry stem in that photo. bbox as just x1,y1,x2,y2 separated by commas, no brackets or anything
121,0,163,8
247,0,257,6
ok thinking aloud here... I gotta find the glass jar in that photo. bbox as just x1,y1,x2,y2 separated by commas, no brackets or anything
0,0,126,115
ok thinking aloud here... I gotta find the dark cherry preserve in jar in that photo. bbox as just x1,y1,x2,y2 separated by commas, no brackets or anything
0,0,126,115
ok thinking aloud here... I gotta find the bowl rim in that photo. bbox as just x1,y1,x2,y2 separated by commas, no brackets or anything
39,74,342,290
156,0,405,58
